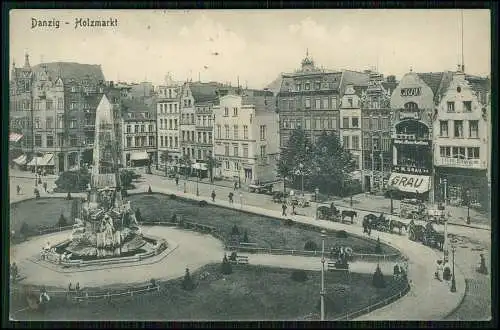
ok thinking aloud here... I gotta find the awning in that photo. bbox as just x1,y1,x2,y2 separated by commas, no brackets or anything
388,172,431,194
9,133,23,142
13,154,27,165
192,163,208,170
130,151,149,161
26,153,54,167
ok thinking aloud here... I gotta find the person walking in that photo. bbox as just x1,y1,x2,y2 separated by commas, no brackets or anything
211,190,216,202
292,203,296,215
228,192,234,204
234,181,238,191
282,203,287,216
16,185,21,195
175,176,179,186
43,182,47,192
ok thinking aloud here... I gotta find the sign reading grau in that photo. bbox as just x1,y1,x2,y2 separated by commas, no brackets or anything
400,87,421,97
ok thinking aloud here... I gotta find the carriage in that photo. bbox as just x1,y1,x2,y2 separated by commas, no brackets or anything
427,208,447,224
408,220,444,250
316,204,341,222
288,194,311,208
399,199,427,220
272,191,288,203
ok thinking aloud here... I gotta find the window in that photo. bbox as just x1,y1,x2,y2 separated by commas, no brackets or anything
348,98,353,107
315,82,321,90
241,125,247,140
343,117,350,129
198,149,202,159
35,135,42,147
198,116,202,126
70,135,78,146
311,119,316,129
69,119,77,129
127,137,132,147
447,101,455,112
224,107,229,116
203,116,207,127
233,107,238,116
315,99,321,109
332,118,338,130
440,146,451,157
57,133,64,147
169,119,173,130
135,136,140,146
343,136,350,149
207,116,212,127
149,124,153,132
372,137,380,150
405,102,418,111
467,147,480,159
331,98,338,109
371,117,379,130
454,120,463,138
235,162,240,171
440,121,449,137
208,132,212,144
260,125,266,140
224,144,230,156
46,117,53,129
362,118,370,129
469,120,479,138
225,161,230,169
305,98,311,109
233,145,239,157
305,119,311,129
169,136,173,147
174,104,178,112
352,136,360,150
169,104,172,112
141,125,145,133
175,137,178,147
381,135,391,151
463,101,472,112
134,124,139,133
380,117,389,130
305,83,310,90
46,100,53,110
296,83,301,91
234,125,239,139
57,98,63,110
225,125,230,139
452,147,466,159
191,114,195,124
243,144,249,158
260,145,267,158
198,132,202,143
46,135,54,147
352,117,359,128
217,125,221,139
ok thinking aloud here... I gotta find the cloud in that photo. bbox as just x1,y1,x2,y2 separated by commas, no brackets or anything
288,17,328,40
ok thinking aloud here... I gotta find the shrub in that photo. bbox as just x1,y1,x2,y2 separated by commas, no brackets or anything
291,270,308,282
336,230,348,239
199,200,208,207
66,192,72,200
374,237,383,254
171,213,178,223
54,169,90,192
120,170,138,190
181,268,195,291
58,213,68,227
231,225,240,236
283,219,294,226
221,254,233,275
242,231,249,243
20,222,30,237
169,194,177,200
148,186,153,194
372,264,386,288
304,240,318,251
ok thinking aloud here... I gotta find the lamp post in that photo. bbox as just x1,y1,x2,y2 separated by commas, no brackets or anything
299,163,304,195
196,169,200,196
450,243,457,292
389,187,394,214
443,178,448,205
465,189,471,224
239,192,243,210
320,229,326,321
315,187,319,220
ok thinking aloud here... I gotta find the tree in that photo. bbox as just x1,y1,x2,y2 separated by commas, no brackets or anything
205,155,218,183
242,230,249,243
221,253,233,275
277,128,313,193
160,150,170,175
182,267,195,290
372,264,386,288
374,237,383,254
179,154,192,178
54,168,91,192
58,213,68,227
304,240,318,251
148,185,153,194
310,132,355,196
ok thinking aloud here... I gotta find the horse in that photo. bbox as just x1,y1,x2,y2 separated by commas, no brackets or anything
389,219,408,235
341,210,357,224
408,221,425,242
317,204,340,221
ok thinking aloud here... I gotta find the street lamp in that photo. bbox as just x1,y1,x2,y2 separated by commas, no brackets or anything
320,229,326,321
299,163,304,195
196,169,200,196
389,187,394,214
315,187,320,220
450,242,457,292
239,192,243,210
465,189,471,224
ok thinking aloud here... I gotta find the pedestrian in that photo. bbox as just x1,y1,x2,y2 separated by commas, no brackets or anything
16,185,21,195
43,182,47,192
211,190,216,202
75,282,80,291
228,192,234,204
234,181,238,191
68,282,73,292
282,203,287,216
175,176,179,186
292,203,296,215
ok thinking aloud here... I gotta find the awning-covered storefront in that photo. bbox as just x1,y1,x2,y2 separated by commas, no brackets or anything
9,133,23,142
130,151,149,161
26,153,55,167
13,154,27,165
388,172,431,194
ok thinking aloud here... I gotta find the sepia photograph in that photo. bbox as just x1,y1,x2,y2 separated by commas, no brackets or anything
7,8,492,322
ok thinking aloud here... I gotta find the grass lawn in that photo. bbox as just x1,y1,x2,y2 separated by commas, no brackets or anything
129,193,399,255
10,198,76,235
11,264,407,321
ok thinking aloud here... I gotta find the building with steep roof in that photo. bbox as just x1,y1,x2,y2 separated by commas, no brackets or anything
213,90,278,184
8,55,120,173
432,70,490,210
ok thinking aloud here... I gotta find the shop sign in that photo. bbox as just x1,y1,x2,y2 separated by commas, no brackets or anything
392,166,431,175
399,111,420,120
393,139,430,146
437,157,483,169
389,173,430,192
400,87,422,97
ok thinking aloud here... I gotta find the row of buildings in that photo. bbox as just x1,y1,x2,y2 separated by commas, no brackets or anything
9,52,491,208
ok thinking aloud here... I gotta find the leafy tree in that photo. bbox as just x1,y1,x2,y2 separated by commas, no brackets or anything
182,267,195,290
372,264,386,288
221,253,233,275
310,132,356,196
120,169,139,190
291,270,308,282
304,240,318,251
277,128,313,193
205,155,218,183
54,168,91,192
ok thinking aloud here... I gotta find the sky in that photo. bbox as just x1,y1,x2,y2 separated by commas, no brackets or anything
10,9,491,89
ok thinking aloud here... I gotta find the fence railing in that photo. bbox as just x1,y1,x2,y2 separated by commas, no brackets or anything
332,282,411,320
37,225,74,235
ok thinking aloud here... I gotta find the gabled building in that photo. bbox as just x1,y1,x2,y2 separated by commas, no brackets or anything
433,70,490,209
213,89,278,185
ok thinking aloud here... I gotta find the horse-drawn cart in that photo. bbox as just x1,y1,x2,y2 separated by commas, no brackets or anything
427,208,446,224
288,194,311,208
400,199,426,220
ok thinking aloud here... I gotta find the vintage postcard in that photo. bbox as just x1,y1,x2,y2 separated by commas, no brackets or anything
8,8,491,322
